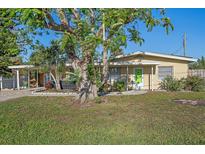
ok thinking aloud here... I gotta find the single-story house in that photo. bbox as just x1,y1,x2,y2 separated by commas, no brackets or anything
2,51,197,91
106,51,197,90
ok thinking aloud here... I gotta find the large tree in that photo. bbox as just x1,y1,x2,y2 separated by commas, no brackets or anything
0,31,20,76
0,8,101,102
0,8,173,103
0,17,21,76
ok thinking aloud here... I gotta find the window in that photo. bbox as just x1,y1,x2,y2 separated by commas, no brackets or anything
109,68,120,80
158,66,173,80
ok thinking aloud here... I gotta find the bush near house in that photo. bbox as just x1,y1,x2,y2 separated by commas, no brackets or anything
113,80,126,92
98,82,112,95
160,76,205,92
160,76,184,91
185,76,205,92
45,80,55,89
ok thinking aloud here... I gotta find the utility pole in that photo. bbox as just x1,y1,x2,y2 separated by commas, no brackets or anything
183,32,186,56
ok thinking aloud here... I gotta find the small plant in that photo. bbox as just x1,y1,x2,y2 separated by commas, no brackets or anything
45,80,54,89
185,76,205,92
99,82,111,94
160,76,183,91
67,69,81,84
113,80,126,92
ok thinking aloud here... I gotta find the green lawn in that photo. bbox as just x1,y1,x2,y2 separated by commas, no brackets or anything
0,92,205,144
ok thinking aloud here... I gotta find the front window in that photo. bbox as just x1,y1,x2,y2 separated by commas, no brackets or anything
109,67,120,80
158,66,173,80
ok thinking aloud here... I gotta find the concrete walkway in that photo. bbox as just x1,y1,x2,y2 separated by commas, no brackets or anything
31,91,77,97
0,89,32,102
106,90,147,96
31,90,147,97
0,89,147,102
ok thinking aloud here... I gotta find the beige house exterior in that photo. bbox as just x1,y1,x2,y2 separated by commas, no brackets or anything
108,51,197,90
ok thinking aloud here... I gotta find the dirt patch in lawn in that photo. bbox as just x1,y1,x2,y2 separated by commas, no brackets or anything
174,99,205,106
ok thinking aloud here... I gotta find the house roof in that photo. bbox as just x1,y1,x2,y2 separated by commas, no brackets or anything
115,51,197,62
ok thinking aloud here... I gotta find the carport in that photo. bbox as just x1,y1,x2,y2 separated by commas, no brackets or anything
8,65,35,90
0,64,43,91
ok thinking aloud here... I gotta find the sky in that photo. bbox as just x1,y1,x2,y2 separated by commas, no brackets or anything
25,8,205,60
124,8,205,59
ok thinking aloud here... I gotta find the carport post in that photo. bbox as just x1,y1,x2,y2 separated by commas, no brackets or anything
151,65,153,91
16,69,20,90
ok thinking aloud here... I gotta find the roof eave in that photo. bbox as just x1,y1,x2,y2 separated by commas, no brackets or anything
8,65,34,69
115,51,197,62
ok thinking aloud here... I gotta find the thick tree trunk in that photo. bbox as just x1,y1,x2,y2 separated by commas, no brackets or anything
91,84,98,98
70,54,98,104
55,74,61,90
55,68,61,90
102,16,109,85
102,46,109,84
50,72,61,90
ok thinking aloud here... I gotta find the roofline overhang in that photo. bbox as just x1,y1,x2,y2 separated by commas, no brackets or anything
66,61,160,67
8,65,34,69
115,51,197,62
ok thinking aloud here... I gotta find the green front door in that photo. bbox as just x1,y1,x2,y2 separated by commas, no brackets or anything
134,68,144,87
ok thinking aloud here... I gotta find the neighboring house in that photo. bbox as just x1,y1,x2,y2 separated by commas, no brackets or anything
3,51,196,91
107,51,197,90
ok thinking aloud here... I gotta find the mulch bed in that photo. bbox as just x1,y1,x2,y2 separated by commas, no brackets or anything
174,99,205,106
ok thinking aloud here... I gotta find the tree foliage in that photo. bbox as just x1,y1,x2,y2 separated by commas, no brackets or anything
189,56,205,69
0,11,21,76
30,40,67,74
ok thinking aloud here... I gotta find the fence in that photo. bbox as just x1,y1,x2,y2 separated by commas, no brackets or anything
1,76,28,90
188,69,205,78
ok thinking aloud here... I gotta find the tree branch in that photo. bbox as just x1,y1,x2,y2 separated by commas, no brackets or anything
96,25,103,37
43,8,74,34
88,9,95,24
71,8,80,19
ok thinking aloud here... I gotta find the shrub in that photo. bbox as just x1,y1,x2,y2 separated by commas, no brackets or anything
45,80,54,89
185,76,205,92
98,82,111,95
160,76,183,91
67,69,81,85
113,80,126,92
160,76,205,92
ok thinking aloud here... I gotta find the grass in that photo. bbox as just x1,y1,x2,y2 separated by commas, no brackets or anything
0,92,205,144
